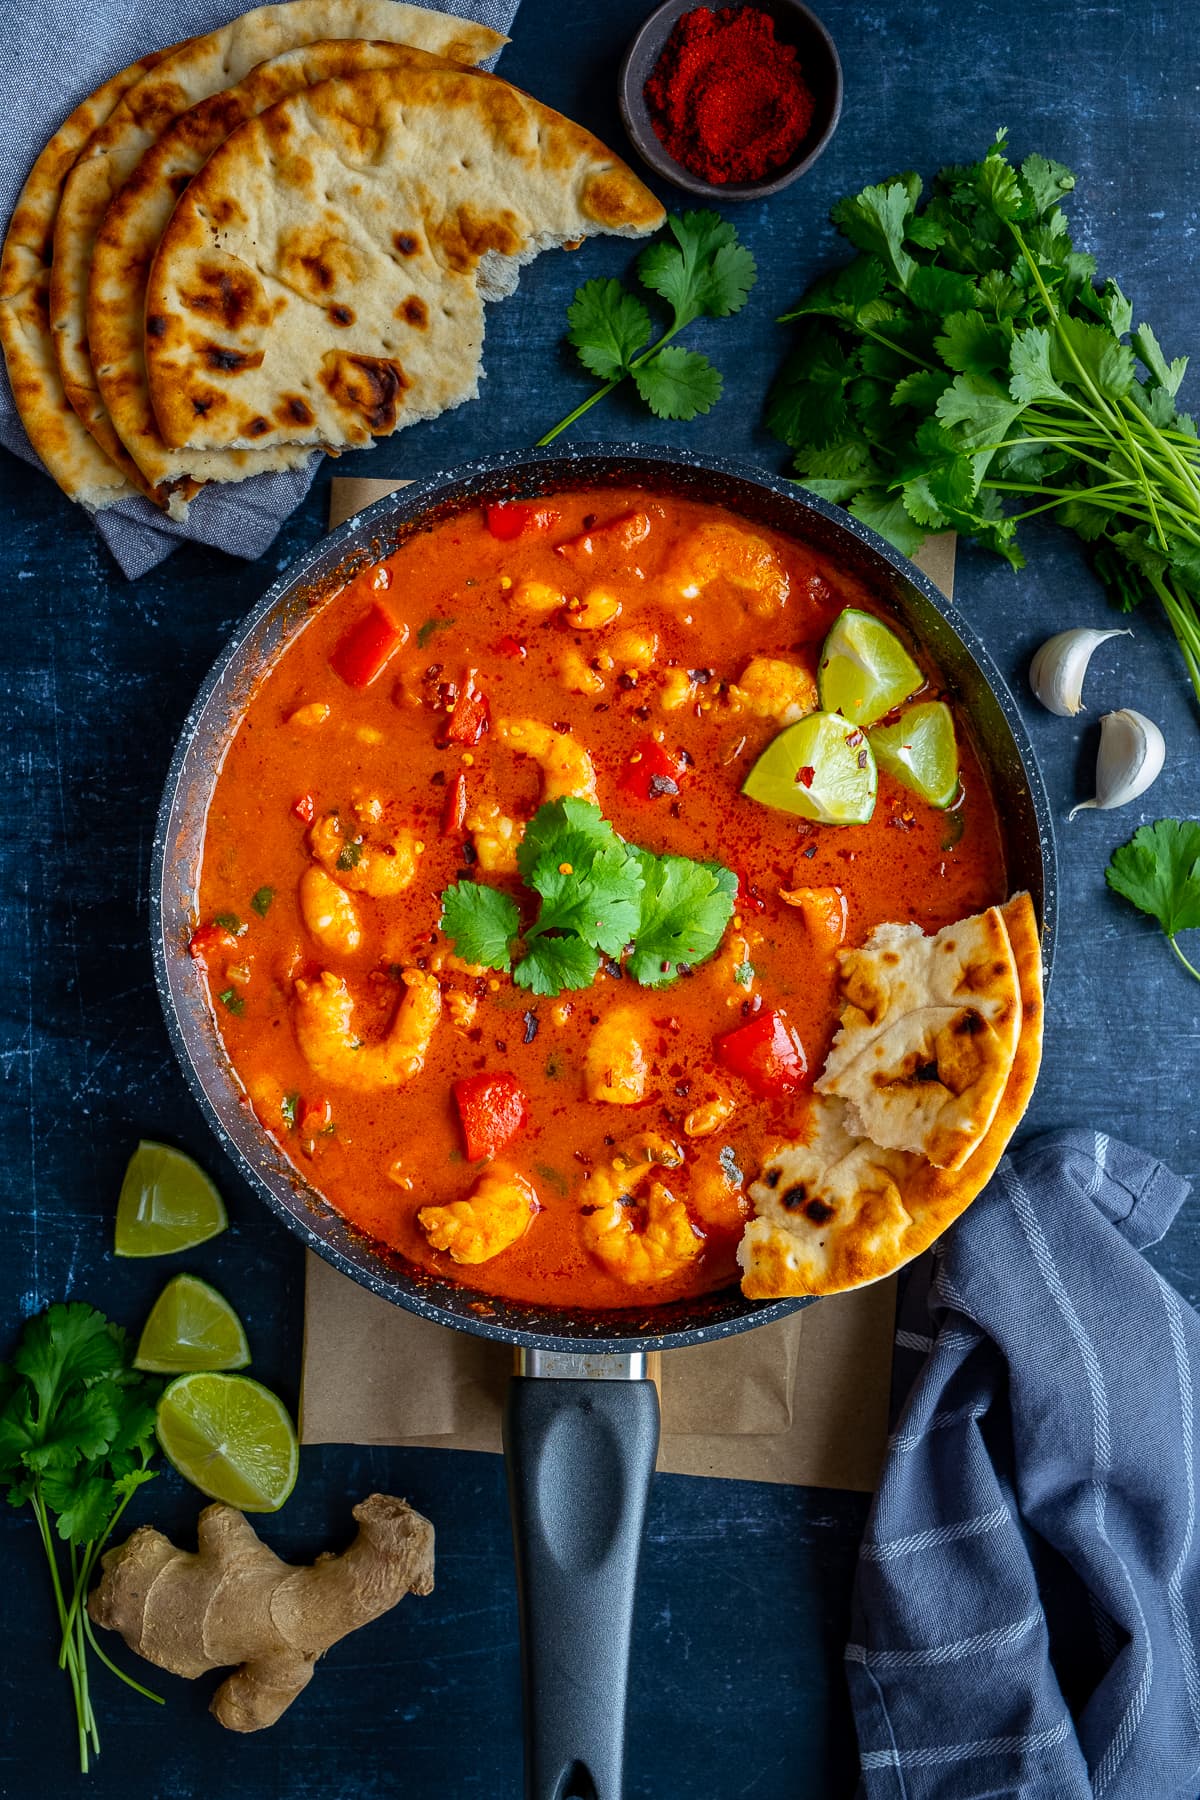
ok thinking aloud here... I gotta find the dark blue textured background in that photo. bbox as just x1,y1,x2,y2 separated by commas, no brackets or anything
2,1,1199,1793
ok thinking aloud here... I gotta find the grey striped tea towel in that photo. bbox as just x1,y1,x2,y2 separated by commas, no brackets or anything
850,1129,1198,1800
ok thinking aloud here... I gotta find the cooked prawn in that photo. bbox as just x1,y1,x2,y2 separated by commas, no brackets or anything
579,1132,704,1285
584,1007,649,1105
496,718,597,804
298,866,362,956
293,968,441,1091
466,718,598,871
464,797,522,875
663,521,790,617
419,1166,539,1265
729,656,817,725
309,798,423,897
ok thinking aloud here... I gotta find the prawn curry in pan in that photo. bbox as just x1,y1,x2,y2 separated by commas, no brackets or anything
193,488,1044,1307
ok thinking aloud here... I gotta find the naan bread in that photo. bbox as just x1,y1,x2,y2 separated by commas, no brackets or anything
143,65,664,458
0,47,179,507
49,1,504,499
89,40,467,516
815,903,1022,1170
739,893,1044,1298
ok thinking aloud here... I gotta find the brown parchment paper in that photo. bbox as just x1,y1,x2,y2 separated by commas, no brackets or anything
299,475,956,1492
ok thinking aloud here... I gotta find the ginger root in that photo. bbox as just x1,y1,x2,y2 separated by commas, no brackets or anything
88,1493,434,1731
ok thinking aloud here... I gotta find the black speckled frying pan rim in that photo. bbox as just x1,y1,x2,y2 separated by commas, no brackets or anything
151,443,1057,1354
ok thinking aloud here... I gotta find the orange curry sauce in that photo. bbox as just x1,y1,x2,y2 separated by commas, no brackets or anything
196,487,1007,1309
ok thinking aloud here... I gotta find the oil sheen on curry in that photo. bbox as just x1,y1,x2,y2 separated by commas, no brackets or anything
195,488,1006,1309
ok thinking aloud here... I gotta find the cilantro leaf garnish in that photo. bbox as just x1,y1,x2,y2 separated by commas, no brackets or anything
250,886,274,918
1106,818,1200,983
539,211,756,444
626,855,738,988
416,616,455,650
515,934,601,997
637,212,757,327
439,881,521,972
526,840,644,958
439,800,735,996
768,131,1200,712
633,346,724,421
566,278,651,381
0,1303,162,1768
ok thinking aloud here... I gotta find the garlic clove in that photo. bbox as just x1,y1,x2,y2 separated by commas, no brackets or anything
1029,628,1133,717
1067,708,1165,820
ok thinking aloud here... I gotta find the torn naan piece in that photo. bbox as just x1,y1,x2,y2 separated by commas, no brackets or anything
0,45,181,508
740,893,1044,1298
815,903,1022,1171
89,39,466,516
49,0,504,500
143,65,664,460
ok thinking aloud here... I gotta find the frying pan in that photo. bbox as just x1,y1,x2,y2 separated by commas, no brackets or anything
152,444,1057,1800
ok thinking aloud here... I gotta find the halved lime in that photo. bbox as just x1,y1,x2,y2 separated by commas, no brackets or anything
156,1372,298,1512
115,1141,228,1257
135,1275,251,1374
870,701,960,809
742,711,878,825
818,608,923,727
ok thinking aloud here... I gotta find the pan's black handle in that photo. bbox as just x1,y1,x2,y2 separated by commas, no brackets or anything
503,1357,660,1800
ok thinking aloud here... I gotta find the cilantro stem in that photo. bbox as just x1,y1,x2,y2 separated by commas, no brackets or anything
1169,933,1200,984
536,374,624,445
536,322,686,447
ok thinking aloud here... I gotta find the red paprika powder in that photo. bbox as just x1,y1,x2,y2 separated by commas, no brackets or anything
644,5,815,186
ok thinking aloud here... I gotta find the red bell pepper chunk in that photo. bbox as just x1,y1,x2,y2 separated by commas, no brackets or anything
618,736,688,801
441,770,468,837
298,1095,332,1137
292,792,316,826
484,501,558,541
329,602,404,688
188,922,238,962
715,1011,808,1098
453,1072,530,1162
447,669,489,745
555,509,652,566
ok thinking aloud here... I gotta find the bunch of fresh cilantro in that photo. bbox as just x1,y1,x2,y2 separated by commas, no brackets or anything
767,130,1200,710
1107,819,1200,985
440,798,737,995
0,1303,163,1770
537,212,757,443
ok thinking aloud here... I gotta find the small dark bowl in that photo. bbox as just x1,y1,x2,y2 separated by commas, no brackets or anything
619,0,843,202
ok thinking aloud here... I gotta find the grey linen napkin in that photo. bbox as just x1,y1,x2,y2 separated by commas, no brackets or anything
851,1130,1200,1799
0,0,519,579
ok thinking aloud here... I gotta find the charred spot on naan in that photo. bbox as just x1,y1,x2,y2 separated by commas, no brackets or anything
396,296,429,328
318,351,410,435
199,341,264,375
430,205,523,275
582,168,667,231
179,260,271,333
280,225,364,297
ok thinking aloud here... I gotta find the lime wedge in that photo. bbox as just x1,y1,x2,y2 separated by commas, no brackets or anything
870,701,960,809
742,711,878,825
115,1141,228,1257
135,1275,251,1374
156,1372,298,1512
818,608,923,727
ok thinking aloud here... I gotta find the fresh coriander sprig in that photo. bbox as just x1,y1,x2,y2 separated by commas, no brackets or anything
438,798,736,996
1106,818,1200,984
0,1303,163,1771
537,213,757,443
766,131,1200,714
